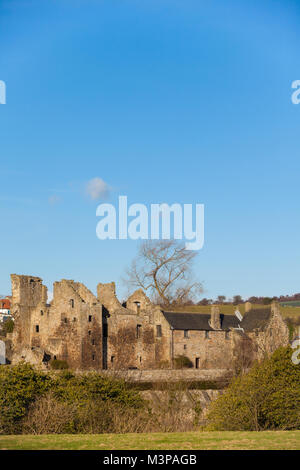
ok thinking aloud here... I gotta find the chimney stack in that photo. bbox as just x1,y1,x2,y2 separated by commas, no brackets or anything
210,305,221,330
271,301,280,316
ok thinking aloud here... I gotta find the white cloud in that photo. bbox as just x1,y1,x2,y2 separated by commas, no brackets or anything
86,177,110,201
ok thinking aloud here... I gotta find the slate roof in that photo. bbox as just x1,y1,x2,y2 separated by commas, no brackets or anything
240,308,272,332
163,308,272,332
162,312,240,331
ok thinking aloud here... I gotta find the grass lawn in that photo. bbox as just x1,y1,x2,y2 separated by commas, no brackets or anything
0,431,299,450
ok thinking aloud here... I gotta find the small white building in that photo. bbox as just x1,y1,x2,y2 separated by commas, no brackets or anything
0,298,11,323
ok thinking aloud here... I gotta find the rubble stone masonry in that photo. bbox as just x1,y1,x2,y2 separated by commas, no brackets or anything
9,274,289,373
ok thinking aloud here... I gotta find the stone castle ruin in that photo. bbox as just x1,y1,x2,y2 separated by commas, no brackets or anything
7,274,289,371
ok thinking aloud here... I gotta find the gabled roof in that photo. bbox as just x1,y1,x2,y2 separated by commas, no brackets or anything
221,314,240,330
240,308,272,332
163,312,212,330
162,312,240,331
162,309,273,332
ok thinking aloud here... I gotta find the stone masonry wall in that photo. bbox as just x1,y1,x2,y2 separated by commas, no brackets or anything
10,275,290,373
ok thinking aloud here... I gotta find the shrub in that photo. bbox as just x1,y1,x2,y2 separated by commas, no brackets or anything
51,371,144,408
206,346,300,431
173,355,193,369
285,317,300,341
22,392,76,434
0,365,206,434
2,319,14,334
50,359,69,370
0,363,51,434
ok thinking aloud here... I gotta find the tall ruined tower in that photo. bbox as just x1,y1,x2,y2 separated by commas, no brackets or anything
11,274,47,348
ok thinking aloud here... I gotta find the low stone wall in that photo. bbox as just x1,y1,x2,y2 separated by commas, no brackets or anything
96,368,232,383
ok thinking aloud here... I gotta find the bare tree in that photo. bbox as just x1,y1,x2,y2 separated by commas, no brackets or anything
124,240,202,306
233,334,256,375
233,295,243,305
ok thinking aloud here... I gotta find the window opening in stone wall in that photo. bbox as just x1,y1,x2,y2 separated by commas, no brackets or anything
135,301,141,314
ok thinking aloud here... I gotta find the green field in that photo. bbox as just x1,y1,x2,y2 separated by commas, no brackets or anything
0,431,299,450
171,303,300,320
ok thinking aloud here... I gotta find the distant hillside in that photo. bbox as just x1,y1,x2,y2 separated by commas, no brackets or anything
169,303,300,320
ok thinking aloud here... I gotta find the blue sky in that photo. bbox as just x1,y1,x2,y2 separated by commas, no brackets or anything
0,0,300,301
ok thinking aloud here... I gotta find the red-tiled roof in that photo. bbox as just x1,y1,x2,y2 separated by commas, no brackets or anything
0,299,10,309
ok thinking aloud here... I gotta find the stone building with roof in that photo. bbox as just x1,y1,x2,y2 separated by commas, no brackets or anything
8,274,289,371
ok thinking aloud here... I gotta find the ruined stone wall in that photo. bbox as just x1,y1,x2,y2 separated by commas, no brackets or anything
264,304,290,354
11,275,102,370
102,288,172,370
11,275,47,350
246,315,289,360
153,308,172,366
107,313,139,369
125,290,172,367
10,276,290,373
